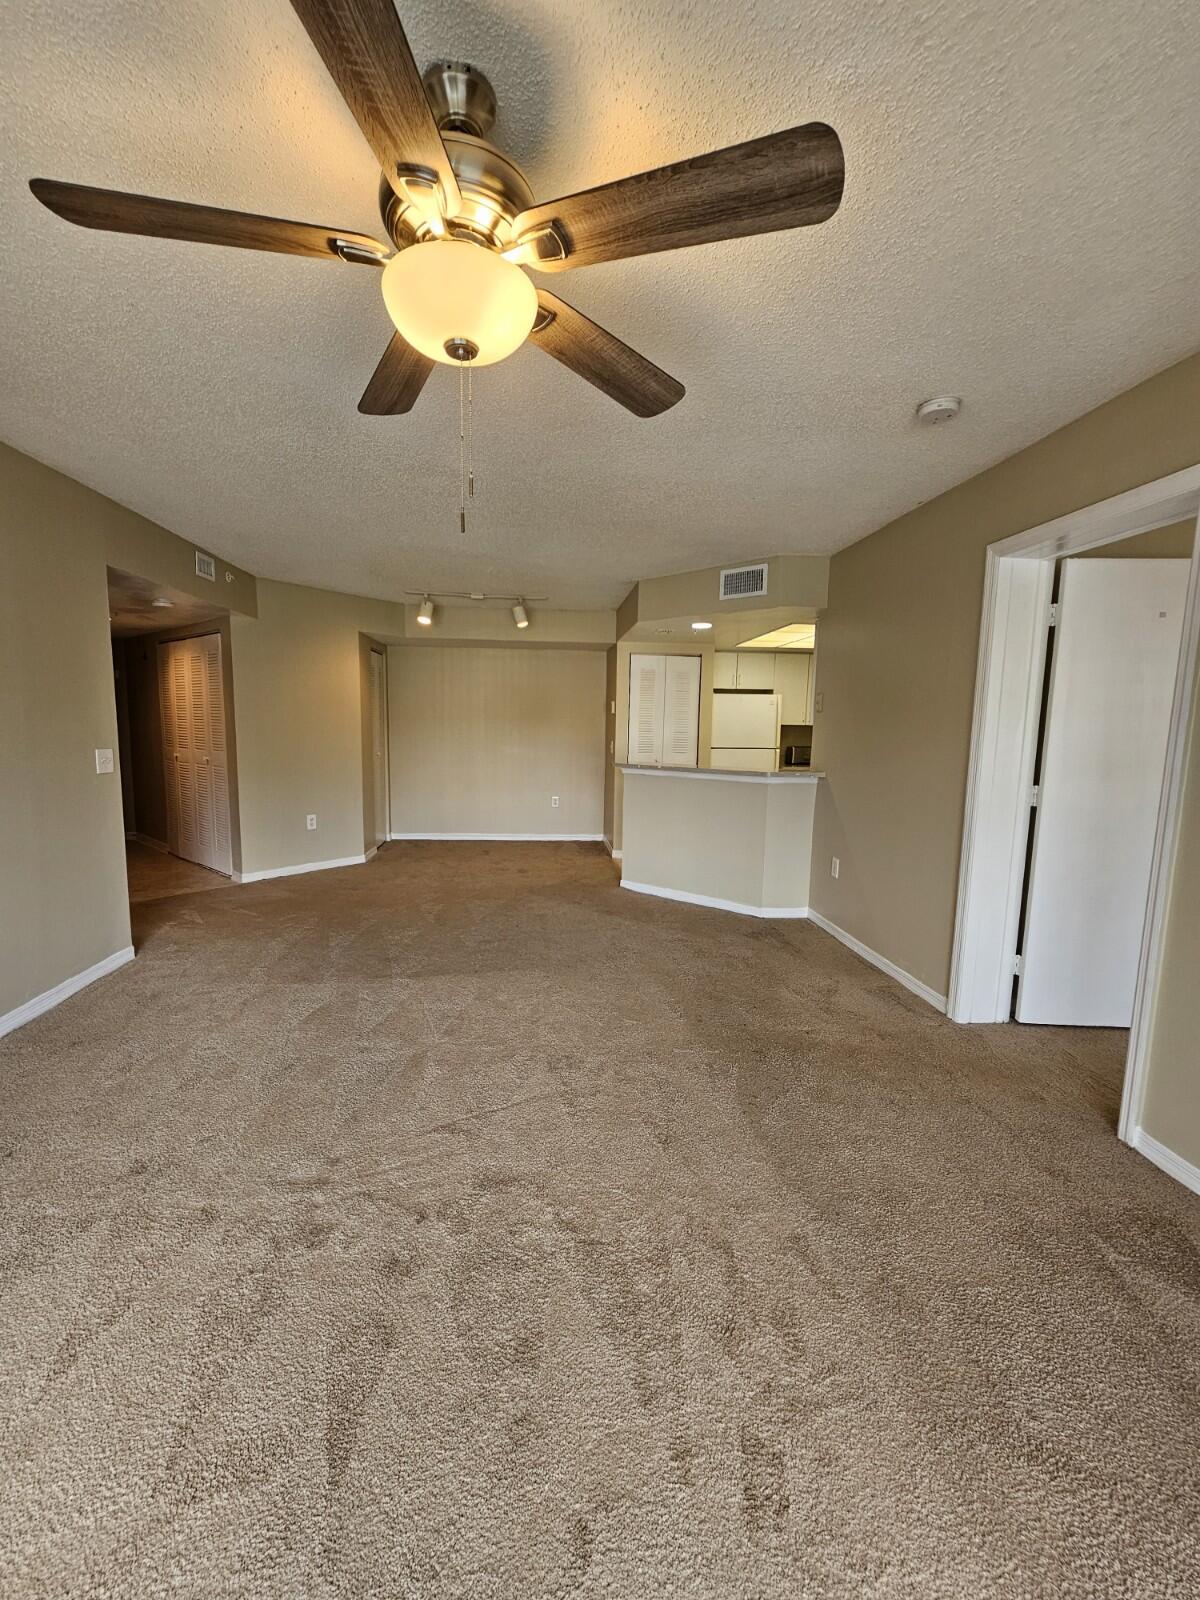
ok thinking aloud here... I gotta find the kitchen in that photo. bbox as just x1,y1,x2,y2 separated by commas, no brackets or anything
616,622,822,918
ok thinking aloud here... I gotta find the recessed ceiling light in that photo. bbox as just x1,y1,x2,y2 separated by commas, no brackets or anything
691,621,713,631
151,597,173,608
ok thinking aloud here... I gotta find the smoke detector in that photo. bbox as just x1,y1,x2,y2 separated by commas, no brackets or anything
916,396,961,426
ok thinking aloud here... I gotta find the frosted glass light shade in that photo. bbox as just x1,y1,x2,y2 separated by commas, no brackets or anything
380,239,538,367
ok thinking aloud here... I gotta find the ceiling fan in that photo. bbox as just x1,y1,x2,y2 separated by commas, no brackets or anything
29,0,844,420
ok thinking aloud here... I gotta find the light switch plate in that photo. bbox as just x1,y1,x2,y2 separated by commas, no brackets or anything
95,748,114,774
815,692,824,714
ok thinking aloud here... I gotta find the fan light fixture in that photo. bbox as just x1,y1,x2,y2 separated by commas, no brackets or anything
417,596,435,625
381,239,538,367
512,601,529,629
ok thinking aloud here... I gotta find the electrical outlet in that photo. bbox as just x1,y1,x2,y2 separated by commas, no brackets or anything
551,795,560,808
95,748,114,774
831,856,840,879
306,814,317,831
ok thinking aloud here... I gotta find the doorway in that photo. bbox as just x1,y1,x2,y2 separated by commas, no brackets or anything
947,467,1200,1153
109,568,238,901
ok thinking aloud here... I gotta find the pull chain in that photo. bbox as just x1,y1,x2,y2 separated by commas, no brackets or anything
458,362,466,534
467,362,475,500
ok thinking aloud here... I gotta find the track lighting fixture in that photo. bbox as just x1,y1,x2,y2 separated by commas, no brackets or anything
512,601,529,630
417,596,434,626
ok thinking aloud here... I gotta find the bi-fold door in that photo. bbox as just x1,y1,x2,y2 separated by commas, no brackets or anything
158,633,233,876
628,654,701,767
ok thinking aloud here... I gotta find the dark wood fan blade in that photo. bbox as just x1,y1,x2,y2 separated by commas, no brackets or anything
289,0,461,216
528,291,683,417
29,179,388,262
358,332,434,413
511,123,843,271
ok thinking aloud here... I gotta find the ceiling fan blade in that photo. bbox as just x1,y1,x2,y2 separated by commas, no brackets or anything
29,178,389,262
358,332,434,414
528,291,683,418
510,123,843,271
288,0,461,217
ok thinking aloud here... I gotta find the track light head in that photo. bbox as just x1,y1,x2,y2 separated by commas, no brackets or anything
512,600,529,630
417,596,434,626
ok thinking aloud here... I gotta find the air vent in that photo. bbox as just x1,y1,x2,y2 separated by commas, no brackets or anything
195,551,216,582
719,563,768,601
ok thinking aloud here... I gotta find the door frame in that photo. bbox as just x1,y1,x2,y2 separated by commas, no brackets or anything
946,465,1200,1145
369,646,390,850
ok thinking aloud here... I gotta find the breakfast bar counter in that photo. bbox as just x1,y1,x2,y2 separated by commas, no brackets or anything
616,764,823,918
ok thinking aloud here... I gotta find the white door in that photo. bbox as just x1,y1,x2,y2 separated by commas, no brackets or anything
1016,559,1188,1025
628,654,700,766
369,649,389,848
159,634,232,875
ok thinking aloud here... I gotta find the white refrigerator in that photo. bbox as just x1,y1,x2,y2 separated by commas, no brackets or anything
710,693,781,772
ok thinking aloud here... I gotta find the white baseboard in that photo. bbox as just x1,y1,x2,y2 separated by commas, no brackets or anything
602,837,623,861
1131,1126,1200,1197
234,852,369,884
364,845,378,862
389,832,604,843
0,945,135,1040
807,908,948,1012
620,879,809,919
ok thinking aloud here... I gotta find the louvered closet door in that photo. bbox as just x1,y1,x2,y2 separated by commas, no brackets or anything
158,634,232,875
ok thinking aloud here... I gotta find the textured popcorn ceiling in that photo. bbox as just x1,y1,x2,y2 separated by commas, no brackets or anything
2,1,1198,608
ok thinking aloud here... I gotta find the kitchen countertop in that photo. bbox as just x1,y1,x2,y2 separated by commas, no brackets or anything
618,764,824,783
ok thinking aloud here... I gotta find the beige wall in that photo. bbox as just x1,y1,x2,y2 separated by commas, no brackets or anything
632,554,829,624
620,771,816,911
230,580,397,875
1,454,131,1015
810,351,1200,1170
810,353,1200,996
387,645,606,837
1076,521,1195,559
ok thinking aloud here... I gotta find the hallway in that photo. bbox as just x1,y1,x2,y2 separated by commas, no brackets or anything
125,839,231,905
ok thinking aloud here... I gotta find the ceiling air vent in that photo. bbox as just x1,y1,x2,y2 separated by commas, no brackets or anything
719,562,768,601
195,551,216,582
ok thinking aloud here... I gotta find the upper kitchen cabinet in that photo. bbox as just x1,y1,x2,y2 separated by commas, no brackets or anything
734,653,776,690
775,653,814,723
715,651,777,690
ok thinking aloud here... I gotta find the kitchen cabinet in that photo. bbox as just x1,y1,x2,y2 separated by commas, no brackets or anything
714,651,776,690
733,652,775,690
775,653,814,724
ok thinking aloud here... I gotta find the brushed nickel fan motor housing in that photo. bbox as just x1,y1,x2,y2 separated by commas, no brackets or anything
378,63,534,251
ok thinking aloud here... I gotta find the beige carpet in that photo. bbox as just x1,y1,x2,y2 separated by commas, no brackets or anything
2,843,1197,1598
